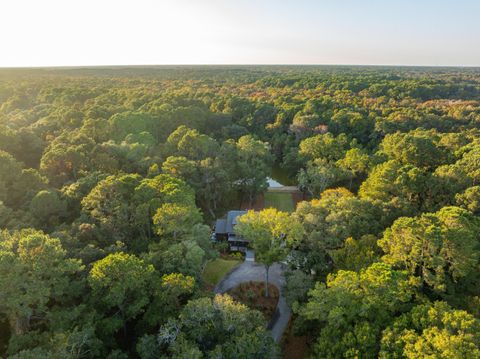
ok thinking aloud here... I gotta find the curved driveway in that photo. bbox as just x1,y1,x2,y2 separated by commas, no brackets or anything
214,260,291,342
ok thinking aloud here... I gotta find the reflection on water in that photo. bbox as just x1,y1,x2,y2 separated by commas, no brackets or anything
270,165,296,186
267,177,283,188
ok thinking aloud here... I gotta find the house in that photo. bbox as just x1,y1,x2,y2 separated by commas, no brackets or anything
214,210,249,251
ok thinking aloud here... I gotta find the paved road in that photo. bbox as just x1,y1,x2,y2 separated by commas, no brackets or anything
214,260,291,342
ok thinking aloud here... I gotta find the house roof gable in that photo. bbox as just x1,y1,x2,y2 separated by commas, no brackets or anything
226,210,247,233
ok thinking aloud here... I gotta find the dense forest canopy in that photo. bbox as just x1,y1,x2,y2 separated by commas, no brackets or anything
1,65,480,358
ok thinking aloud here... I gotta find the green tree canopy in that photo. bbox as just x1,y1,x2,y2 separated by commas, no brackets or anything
379,206,480,296
88,252,156,339
141,294,278,358
380,301,480,359
81,173,198,249
301,262,419,359
236,208,304,296
0,230,83,336
456,186,480,214
299,132,350,162
379,131,449,169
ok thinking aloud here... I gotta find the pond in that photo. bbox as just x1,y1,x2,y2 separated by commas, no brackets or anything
270,165,297,186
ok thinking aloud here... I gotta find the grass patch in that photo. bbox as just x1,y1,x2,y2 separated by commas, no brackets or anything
202,258,241,286
264,191,295,212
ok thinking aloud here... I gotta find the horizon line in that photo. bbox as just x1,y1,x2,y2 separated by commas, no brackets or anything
1,63,480,70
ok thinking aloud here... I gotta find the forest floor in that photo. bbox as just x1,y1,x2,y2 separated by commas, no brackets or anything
227,281,279,321
281,317,311,359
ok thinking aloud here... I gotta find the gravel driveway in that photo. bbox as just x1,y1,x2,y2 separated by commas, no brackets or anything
214,260,291,342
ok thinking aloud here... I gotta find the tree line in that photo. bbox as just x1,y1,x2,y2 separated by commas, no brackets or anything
0,66,479,358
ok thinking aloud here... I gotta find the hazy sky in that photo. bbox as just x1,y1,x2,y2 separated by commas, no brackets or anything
1,0,479,67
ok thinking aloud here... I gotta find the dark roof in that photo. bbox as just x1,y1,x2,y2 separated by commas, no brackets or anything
228,234,248,243
226,210,247,233
215,219,227,234
215,210,248,234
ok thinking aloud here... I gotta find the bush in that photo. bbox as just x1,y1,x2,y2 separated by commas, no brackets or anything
229,251,245,260
214,241,229,254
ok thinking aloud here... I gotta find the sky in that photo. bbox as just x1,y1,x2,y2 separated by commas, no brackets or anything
1,0,479,67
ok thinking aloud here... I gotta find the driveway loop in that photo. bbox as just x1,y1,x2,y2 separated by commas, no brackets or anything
214,260,291,342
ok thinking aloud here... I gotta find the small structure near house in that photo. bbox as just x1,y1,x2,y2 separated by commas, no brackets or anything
214,210,249,252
